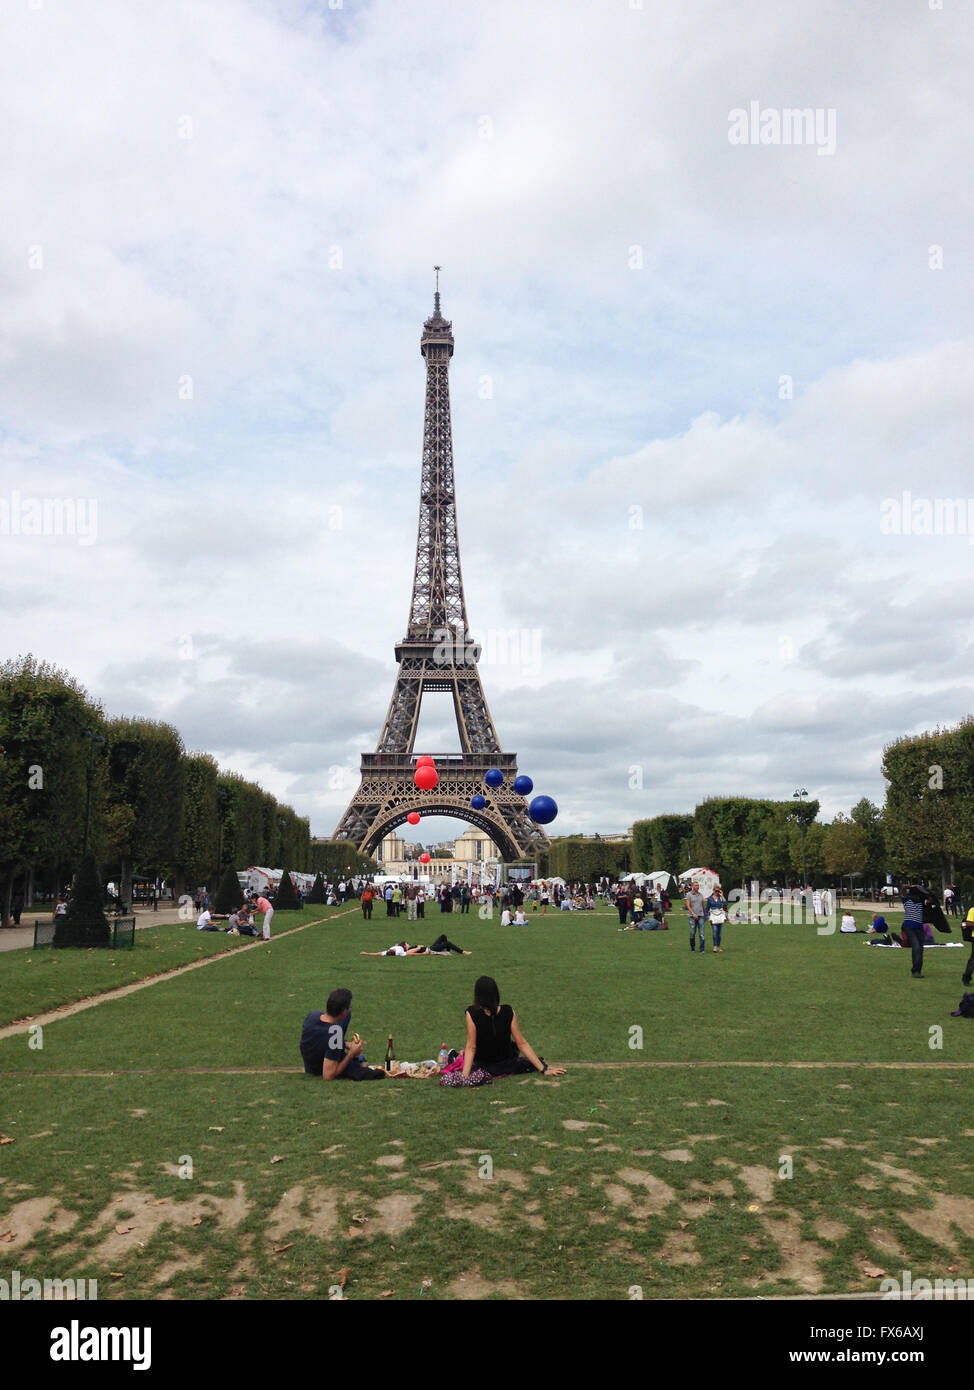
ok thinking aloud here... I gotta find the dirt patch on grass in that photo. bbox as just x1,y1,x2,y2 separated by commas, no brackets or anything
861,1223,908,1259
462,1168,528,1197
266,1184,339,1244
446,1266,526,1299
899,1194,974,1250
760,1212,826,1292
813,1217,848,1242
688,1179,734,1199
863,1159,920,1189
659,1228,701,1266
152,1254,206,1284
738,1166,777,1203
91,1184,250,1261
0,1196,78,1248
660,1149,694,1163
681,1199,717,1218
369,1193,421,1236
598,1170,676,1217
373,1155,405,1169
443,1200,501,1230
562,1120,608,1131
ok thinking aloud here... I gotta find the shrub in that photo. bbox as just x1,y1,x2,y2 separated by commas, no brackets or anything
275,867,300,910
213,864,244,914
54,851,110,948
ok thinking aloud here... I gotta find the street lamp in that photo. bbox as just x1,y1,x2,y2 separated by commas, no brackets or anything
82,729,105,857
793,788,808,902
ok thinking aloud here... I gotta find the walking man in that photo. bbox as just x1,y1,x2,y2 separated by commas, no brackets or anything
686,880,707,954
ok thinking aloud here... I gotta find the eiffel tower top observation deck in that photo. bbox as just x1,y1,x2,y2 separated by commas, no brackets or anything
331,274,549,863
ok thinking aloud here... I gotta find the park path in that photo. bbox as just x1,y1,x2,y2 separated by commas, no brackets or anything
0,904,191,952
0,905,362,1041
4,1060,974,1075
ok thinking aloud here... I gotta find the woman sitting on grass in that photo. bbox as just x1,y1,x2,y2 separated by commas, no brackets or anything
440,976,565,1086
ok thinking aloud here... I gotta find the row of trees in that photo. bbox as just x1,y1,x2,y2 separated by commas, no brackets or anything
309,840,378,878
0,655,312,922
544,838,631,882
630,795,890,892
883,718,974,898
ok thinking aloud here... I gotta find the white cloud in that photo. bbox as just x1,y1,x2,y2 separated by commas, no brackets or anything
2,0,972,842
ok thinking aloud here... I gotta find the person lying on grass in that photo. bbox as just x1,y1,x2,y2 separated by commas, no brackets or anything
360,936,471,957
440,975,566,1087
299,987,387,1081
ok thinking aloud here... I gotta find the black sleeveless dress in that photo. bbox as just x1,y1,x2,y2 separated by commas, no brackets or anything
467,1004,532,1076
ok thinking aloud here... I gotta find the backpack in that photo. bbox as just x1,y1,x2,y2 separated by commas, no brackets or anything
950,994,974,1018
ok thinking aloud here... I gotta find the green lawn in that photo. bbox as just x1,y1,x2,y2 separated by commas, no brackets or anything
1,903,971,1300
0,905,349,1026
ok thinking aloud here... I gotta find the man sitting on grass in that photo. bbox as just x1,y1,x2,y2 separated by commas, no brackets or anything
299,988,387,1081
197,907,226,932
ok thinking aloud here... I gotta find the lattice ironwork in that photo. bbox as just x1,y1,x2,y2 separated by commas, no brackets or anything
333,279,549,861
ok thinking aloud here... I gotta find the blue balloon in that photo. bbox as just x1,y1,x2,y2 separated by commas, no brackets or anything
470,794,486,810
513,775,534,796
528,795,558,825
484,768,504,788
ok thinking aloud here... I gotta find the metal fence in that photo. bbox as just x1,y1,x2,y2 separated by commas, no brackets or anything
33,916,136,949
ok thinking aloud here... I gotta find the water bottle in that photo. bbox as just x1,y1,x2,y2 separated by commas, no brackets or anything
438,1043,449,1066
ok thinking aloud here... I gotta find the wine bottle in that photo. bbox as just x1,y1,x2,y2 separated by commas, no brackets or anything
384,1035,394,1067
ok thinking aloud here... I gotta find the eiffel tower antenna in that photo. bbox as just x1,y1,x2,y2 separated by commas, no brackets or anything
332,286,549,863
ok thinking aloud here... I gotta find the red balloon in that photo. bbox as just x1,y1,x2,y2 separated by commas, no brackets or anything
414,765,438,790
415,755,435,767
406,811,421,825
420,852,431,864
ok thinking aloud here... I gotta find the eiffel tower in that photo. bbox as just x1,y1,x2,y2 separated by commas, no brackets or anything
332,274,550,864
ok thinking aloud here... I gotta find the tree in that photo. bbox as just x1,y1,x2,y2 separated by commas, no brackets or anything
632,815,692,873
310,840,379,878
850,797,887,893
213,864,243,915
823,813,867,878
275,867,299,909
54,851,109,948
883,729,957,883
178,753,220,891
104,718,185,904
0,655,104,923
307,872,327,904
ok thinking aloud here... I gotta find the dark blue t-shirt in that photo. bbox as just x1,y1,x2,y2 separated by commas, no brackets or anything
300,1010,349,1076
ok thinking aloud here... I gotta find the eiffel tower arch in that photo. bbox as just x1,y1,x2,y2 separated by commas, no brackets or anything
333,276,550,865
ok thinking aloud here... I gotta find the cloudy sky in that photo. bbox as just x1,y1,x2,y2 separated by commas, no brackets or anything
2,0,972,850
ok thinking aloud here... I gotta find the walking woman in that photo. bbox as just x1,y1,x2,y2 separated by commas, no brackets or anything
706,885,728,953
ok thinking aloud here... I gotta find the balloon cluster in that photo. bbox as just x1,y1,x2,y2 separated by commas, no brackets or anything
413,753,438,791
471,767,557,825
411,754,558,831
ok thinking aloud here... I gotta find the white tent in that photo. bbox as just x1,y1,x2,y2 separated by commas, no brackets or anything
681,866,718,895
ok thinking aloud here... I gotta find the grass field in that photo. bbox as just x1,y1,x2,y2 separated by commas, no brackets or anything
2,903,972,1301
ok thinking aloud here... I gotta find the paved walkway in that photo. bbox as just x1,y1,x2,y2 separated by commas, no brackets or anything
0,905,207,952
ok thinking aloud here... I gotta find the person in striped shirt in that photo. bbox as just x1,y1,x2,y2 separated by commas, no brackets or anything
900,883,929,978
